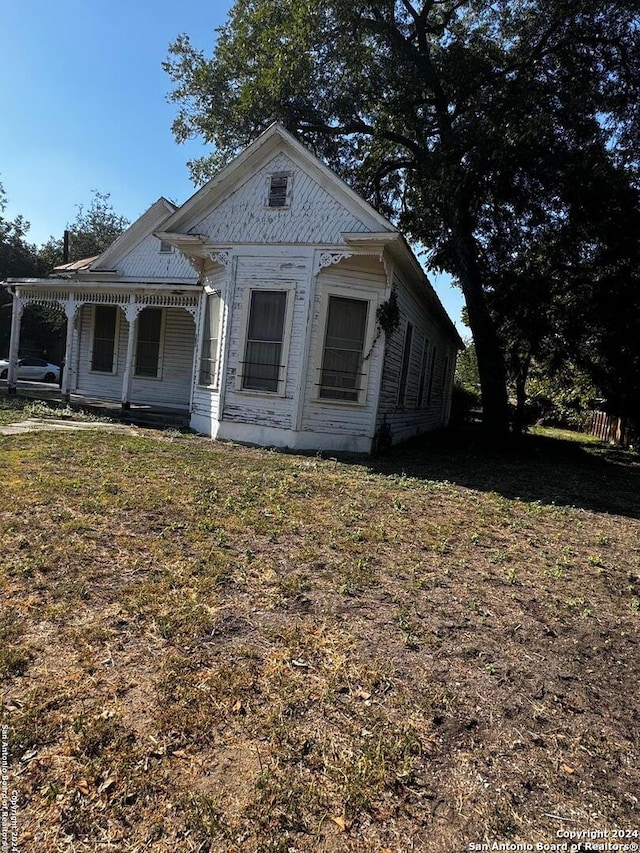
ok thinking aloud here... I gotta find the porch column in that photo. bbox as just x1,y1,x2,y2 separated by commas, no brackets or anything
6,295,24,395
121,299,141,409
61,296,78,402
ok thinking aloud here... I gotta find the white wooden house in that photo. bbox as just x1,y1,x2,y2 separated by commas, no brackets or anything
3,124,462,453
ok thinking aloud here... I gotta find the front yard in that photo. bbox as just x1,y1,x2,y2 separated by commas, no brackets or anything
1,413,638,851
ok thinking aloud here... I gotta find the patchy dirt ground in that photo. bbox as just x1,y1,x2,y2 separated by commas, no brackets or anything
0,426,638,851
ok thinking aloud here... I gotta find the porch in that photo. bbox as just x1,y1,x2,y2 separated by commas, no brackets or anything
3,282,201,414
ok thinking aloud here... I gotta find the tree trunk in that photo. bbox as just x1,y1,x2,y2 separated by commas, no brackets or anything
451,230,511,436
513,373,528,435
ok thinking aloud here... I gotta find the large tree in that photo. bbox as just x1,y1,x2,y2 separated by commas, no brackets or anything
164,0,639,434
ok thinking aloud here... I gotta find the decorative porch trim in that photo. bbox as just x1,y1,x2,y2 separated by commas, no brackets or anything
314,251,354,277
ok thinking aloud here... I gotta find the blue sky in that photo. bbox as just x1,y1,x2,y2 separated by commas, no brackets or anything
1,0,466,333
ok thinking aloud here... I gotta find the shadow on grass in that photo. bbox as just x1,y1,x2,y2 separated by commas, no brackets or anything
365,426,640,519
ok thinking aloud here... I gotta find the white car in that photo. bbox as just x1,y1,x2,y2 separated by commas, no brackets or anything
0,357,61,383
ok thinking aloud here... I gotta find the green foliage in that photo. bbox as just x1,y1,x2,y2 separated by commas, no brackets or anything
526,363,599,431
37,190,130,273
375,288,400,339
455,342,480,398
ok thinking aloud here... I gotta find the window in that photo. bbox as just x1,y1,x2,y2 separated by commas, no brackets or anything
159,238,173,253
319,296,368,402
199,293,222,387
91,305,118,373
398,322,413,405
267,174,289,208
242,290,287,392
417,337,430,408
135,309,163,378
426,346,437,406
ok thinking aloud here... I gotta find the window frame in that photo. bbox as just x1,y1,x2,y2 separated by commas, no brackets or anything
133,307,166,380
159,238,174,254
235,283,296,397
197,290,224,390
313,287,378,408
89,304,120,375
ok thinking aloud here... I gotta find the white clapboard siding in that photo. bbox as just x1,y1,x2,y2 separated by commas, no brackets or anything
129,309,195,407
75,304,195,407
301,256,387,439
191,267,227,432
221,253,312,429
117,232,195,280
76,304,126,399
192,153,371,245
375,272,457,444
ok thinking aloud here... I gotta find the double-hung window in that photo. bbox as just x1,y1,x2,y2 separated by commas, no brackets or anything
135,308,163,378
91,305,118,373
319,296,369,403
242,290,288,393
199,293,222,387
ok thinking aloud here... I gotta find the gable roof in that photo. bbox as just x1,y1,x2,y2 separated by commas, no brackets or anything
91,197,178,272
160,123,396,237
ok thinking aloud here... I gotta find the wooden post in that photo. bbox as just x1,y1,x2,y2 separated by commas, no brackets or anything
121,300,140,409
61,296,77,402
6,295,24,395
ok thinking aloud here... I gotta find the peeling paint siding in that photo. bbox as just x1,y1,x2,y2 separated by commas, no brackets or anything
301,257,387,439
129,309,195,406
191,267,228,427
192,154,371,244
222,253,312,429
118,232,195,279
76,304,126,399
75,304,195,406
376,273,457,443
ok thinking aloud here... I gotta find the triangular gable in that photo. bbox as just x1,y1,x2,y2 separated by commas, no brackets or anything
161,123,397,241
92,197,178,272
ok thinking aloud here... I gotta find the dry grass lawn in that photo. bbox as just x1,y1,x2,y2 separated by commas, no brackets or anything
1,413,639,851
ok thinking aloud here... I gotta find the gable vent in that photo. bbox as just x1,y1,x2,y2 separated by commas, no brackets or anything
268,174,289,208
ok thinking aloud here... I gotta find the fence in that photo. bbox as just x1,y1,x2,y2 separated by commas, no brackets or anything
589,410,634,448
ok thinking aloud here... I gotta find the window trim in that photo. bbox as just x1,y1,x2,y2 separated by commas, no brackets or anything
265,172,292,209
159,238,174,254
312,286,378,408
89,304,120,375
235,283,296,397
197,290,224,390
133,307,166,380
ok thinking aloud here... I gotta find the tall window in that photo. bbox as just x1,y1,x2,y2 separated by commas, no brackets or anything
242,290,287,392
91,306,118,373
319,296,368,402
426,346,437,406
417,337,430,408
199,293,221,387
135,309,163,377
398,322,413,405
